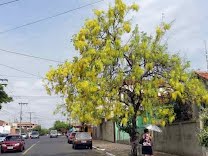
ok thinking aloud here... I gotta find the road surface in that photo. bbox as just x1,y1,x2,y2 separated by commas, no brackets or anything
1,136,105,156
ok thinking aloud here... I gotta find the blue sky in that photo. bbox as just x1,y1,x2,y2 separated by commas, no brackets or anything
0,0,207,128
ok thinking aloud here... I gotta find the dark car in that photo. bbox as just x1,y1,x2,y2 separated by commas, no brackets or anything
30,131,39,139
1,135,25,153
72,132,92,149
67,132,76,144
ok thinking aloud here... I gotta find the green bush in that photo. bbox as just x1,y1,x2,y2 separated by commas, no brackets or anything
198,128,208,147
198,108,208,148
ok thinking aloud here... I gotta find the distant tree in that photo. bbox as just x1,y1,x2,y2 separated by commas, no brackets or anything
53,120,69,133
0,84,12,109
32,125,49,135
33,125,41,132
40,128,49,136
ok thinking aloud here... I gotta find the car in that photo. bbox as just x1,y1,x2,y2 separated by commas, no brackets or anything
72,132,92,149
1,135,25,153
66,131,70,138
0,134,8,144
21,133,29,139
30,131,39,139
50,130,58,138
67,132,76,144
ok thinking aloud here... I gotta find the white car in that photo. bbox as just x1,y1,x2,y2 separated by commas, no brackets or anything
21,133,28,139
0,134,8,143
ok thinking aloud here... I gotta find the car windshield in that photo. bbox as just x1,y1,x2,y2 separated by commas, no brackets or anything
32,132,39,135
76,132,91,139
50,130,57,134
21,133,26,135
5,136,22,141
0,134,8,137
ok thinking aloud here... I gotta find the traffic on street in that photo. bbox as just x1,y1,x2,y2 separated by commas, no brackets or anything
0,135,105,156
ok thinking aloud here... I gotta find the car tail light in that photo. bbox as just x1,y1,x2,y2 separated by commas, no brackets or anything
2,144,6,147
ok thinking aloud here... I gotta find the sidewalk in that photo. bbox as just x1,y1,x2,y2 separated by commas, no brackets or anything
93,140,179,156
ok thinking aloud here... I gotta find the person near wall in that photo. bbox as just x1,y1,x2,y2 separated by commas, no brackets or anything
142,129,153,156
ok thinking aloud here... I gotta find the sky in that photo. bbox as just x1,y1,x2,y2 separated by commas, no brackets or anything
0,0,207,128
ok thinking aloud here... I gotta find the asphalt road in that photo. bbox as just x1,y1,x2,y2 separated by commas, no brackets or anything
0,136,105,156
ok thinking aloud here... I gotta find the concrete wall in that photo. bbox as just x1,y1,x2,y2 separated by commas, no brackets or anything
95,121,115,142
153,120,202,156
101,121,115,142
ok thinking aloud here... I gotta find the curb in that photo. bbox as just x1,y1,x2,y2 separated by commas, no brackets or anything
92,146,116,156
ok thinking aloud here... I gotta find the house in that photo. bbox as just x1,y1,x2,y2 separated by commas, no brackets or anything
0,120,9,126
11,122,38,134
0,120,11,134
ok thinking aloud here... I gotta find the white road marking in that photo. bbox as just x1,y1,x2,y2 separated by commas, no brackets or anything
22,141,40,155
106,152,116,156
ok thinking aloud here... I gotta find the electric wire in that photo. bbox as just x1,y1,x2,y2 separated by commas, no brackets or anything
0,0,20,7
0,63,42,78
0,48,63,63
0,0,104,34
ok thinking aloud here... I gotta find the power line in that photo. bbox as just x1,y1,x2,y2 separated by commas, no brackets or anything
27,111,35,123
0,63,42,78
0,74,38,79
0,0,20,7
0,0,104,34
0,48,63,63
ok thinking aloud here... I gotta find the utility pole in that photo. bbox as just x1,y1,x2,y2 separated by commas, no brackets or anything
27,112,35,123
19,102,28,134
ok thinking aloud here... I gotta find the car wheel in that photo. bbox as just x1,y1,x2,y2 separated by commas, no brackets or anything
74,144,77,149
20,146,24,152
1,149,4,153
67,140,70,144
72,144,74,149
89,145,92,149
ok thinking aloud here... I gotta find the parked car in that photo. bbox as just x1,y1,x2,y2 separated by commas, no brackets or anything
30,131,39,139
66,131,70,138
0,134,8,144
67,132,76,144
1,135,25,153
72,132,92,149
50,130,58,138
21,133,29,139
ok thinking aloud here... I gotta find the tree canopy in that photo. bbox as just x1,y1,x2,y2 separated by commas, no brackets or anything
0,84,12,109
53,120,69,133
33,125,49,136
45,0,208,155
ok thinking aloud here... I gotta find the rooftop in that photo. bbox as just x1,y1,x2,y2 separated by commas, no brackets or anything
196,71,208,80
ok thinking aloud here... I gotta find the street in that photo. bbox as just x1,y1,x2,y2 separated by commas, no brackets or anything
1,136,105,156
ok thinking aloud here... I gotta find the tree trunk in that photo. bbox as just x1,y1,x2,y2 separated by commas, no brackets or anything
130,114,138,156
